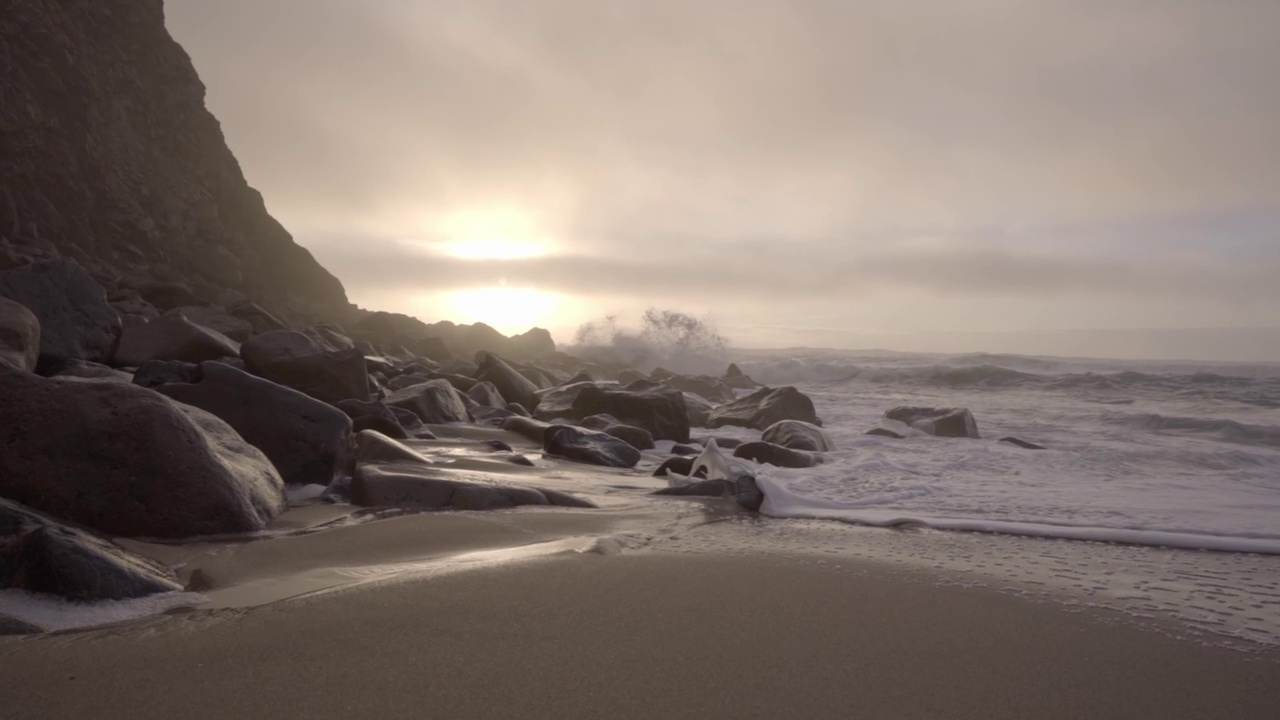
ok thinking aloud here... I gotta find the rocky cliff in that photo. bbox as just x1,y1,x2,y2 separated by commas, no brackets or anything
0,0,351,323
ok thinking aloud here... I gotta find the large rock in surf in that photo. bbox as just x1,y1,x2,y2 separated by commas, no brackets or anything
0,373,285,538
600,423,656,451
762,420,833,452
706,386,821,430
0,260,121,370
534,380,691,442
158,362,354,487
0,297,40,372
884,406,980,438
113,313,241,367
722,362,760,390
653,441,763,511
0,499,183,602
475,351,541,411
241,330,369,403
543,425,642,468
386,378,470,424
659,373,735,403
732,441,819,468
683,392,716,427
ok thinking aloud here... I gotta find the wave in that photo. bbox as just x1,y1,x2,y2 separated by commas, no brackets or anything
1112,412,1280,448
757,478,1280,555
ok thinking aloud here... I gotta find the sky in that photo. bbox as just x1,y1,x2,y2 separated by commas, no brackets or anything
165,0,1280,361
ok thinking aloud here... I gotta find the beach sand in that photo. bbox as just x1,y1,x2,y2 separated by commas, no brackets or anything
3,545,1278,720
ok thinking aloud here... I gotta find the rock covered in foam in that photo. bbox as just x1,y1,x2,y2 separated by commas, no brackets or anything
653,440,763,511
761,419,832,451
0,372,285,538
884,406,980,438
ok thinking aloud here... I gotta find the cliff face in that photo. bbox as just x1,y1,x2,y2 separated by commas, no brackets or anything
0,0,350,323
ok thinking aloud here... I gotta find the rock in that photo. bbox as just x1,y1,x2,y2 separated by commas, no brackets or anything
1,499,183,602
1000,436,1046,450
506,402,531,417
671,443,702,456
653,440,763,511
566,370,595,384
616,369,648,385
108,289,160,323
0,297,40,372
49,358,133,383
653,456,698,477
661,374,735,403
581,413,621,430
242,330,370,403
466,381,506,408
158,362,354,487
228,301,287,335
354,430,433,465
130,281,201,311
385,378,470,424
692,435,744,449
389,406,432,437
113,313,241,367
335,400,410,440
683,393,717,427
543,425,642,468
733,441,819,468
723,362,761,389
0,373,285,538
428,371,478,394
519,367,555,389
306,325,355,352
884,407,980,438
602,423,656,451
0,259,121,370
762,420,833,451
865,427,905,439
501,415,553,444
132,359,202,388
353,414,410,439
350,464,594,510
165,306,254,343
0,616,42,636
706,386,821,430
387,372,431,391
534,381,691,442
475,351,541,411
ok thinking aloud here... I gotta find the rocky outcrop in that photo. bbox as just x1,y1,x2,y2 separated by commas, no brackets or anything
706,386,822,431
0,0,351,324
0,297,39,372
884,407,980,438
761,420,832,452
534,381,691,442
1,499,182,601
0,260,121,369
158,362,354,487
0,372,285,538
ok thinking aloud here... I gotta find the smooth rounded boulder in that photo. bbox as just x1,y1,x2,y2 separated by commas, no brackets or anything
0,373,285,538
0,259,121,369
385,378,470,424
0,297,39,372
543,425,641,468
762,420,833,451
884,406,980,438
241,330,370,403
475,352,542,411
113,313,241,367
350,464,594,511
706,386,822,431
158,362,354,487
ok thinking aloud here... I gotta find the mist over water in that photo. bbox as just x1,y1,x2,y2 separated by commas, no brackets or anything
568,309,731,376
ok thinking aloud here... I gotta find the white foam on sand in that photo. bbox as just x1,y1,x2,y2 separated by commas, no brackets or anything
0,590,206,633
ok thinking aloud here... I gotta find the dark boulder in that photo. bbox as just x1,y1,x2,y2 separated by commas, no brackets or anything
706,386,821,430
242,329,370,403
661,374,735,403
0,259,121,370
1000,436,1046,450
535,381,690,442
130,281,200,311
385,378,470,424
335,400,410,440
581,413,621,430
475,351,541,410
865,427,905,439
501,415,552,444
762,420,833,451
350,464,594,510
884,407,980,438
692,435,744,449
723,362,761,389
671,443,702,456
653,456,698,477
113,313,241,367
158,362,353,487
733,441,819,468
228,300,287,335
50,358,133,383
133,359,202,388
0,373,285,538
506,402,531,417
387,372,431,391
353,414,410,439
164,306,254,343
353,430,433,465
1,499,183,602
0,297,39,372
543,425,642,468
466,380,506,408
602,423,656,451
428,371,478,393
683,393,716,427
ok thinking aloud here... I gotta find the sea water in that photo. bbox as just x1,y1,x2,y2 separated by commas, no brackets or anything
728,350,1280,554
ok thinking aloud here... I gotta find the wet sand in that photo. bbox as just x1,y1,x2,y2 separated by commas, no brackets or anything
2,549,1278,720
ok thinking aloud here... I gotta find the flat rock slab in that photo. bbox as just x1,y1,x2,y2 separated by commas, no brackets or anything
351,464,595,511
113,313,241,367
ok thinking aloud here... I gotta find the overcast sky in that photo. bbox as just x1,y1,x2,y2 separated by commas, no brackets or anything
166,0,1280,360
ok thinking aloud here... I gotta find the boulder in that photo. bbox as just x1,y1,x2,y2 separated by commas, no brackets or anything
706,386,821,430
350,464,594,510
884,407,980,438
661,374,735,403
353,414,411,440
0,297,40,372
428,371,478,393
865,427,905,439
1,499,183,602
0,259,121,369
130,280,200,311
653,456,698,477
387,372,431,391
671,443,703,456
385,378,470,424
165,306,254,342
732,441,819,468
50,359,133,383
475,351,541,410
132,359,202,388
335,400,410,440
519,367,556,389
653,477,764,511
762,420,833,451
683,392,716,427
1000,436,1046,450
228,300,287,335
602,423,656,451
581,413,621,430
354,430,433,465
535,381,691,442
506,402,531,417
543,425,642,468
501,415,552,444
0,373,285,538
158,362,354,487
241,330,370,403
113,314,241,367
466,380,506,408
723,362,761,389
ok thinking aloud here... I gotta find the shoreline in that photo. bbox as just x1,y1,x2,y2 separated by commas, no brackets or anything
3,547,1278,720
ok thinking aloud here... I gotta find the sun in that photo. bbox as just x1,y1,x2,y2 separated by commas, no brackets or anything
443,287,561,334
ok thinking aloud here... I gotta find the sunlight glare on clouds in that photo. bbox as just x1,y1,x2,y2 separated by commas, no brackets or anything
440,287,562,333
434,206,552,259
